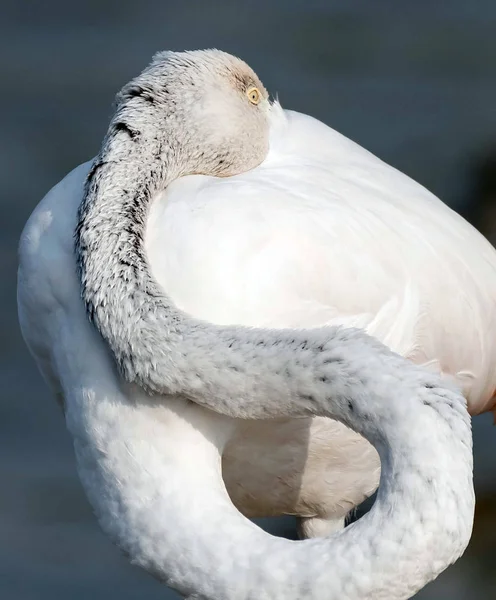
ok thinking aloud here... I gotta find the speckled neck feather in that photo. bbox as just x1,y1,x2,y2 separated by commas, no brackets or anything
74,50,474,599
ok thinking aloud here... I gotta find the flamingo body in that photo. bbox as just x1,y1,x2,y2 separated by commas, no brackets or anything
19,105,496,534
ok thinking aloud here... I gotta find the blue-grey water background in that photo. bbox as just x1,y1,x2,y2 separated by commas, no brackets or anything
2,1,496,598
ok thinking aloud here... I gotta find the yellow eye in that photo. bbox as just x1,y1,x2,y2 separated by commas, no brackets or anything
246,86,261,105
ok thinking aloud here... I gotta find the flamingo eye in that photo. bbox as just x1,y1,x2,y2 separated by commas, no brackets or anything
246,87,261,105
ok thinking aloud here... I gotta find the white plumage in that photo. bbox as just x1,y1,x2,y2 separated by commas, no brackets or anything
148,104,496,411
17,50,494,598
145,104,496,525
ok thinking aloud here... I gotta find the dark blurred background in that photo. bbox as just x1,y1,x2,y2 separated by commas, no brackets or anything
2,1,496,598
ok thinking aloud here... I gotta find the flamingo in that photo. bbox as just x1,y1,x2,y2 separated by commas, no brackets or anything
18,49,495,599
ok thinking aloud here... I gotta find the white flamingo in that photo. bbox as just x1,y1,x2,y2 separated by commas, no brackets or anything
17,49,496,599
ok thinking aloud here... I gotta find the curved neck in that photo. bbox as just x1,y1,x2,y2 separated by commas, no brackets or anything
75,116,474,597
74,381,473,600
